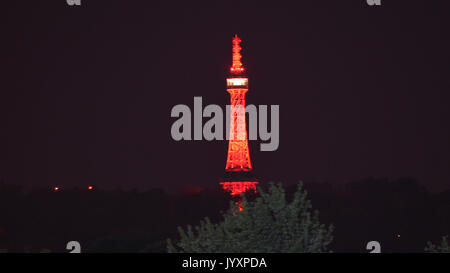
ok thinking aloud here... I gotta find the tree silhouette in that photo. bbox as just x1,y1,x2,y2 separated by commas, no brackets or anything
425,236,449,253
167,182,334,253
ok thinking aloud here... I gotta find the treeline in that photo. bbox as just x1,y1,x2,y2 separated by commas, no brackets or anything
0,177,449,252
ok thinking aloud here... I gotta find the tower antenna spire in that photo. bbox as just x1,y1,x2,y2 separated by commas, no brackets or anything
230,34,244,74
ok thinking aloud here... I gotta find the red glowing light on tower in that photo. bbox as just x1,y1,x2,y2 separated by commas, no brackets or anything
230,35,244,74
220,35,259,197
53,187,60,192
220,181,257,196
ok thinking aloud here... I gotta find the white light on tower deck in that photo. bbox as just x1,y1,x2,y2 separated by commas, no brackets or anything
227,78,248,87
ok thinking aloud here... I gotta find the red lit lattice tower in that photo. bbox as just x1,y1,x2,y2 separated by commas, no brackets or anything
220,35,258,197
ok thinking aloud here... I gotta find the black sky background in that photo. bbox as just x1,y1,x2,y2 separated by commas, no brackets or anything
1,0,449,192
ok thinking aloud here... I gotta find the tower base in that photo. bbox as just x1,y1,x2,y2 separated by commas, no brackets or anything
220,181,259,196
220,171,258,196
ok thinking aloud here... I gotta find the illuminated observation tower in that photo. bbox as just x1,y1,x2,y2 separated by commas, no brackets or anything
220,35,259,196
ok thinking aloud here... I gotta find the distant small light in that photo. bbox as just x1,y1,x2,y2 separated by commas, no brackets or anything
396,234,401,238
88,186,93,190
53,187,60,191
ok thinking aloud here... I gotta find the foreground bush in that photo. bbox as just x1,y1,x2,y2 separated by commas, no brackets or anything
425,236,449,253
167,183,334,253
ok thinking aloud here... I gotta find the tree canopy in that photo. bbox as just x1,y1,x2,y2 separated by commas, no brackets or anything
168,182,334,253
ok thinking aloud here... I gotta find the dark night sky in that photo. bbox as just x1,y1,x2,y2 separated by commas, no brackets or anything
1,0,449,192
